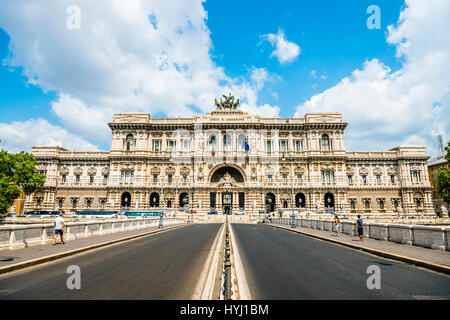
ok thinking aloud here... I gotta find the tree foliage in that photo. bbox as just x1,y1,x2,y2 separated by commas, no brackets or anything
437,141,450,204
0,150,45,215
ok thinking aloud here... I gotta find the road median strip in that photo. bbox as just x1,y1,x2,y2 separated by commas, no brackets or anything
0,224,188,276
268,223,450,276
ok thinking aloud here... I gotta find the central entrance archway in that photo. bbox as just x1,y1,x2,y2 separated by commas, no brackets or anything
210,165,245,214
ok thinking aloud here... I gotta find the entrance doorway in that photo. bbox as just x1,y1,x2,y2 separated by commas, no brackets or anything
222,192,232,214
265,193,275,213
324,193,335,213
121,192,131,208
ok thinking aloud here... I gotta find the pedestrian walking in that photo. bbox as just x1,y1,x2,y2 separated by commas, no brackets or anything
53,213,65,245
356,215,364,241
334,215,341,237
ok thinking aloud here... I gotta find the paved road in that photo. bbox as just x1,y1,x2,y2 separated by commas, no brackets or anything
232,224,450,300
0,224,221,299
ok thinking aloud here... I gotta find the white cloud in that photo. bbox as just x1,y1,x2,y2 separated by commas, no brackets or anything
0,0,279,147
0,118,98,153
261,29,300,64
295,0,450,154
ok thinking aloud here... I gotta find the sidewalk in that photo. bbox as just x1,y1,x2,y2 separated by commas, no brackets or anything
269,223,450,274
0,223,186,274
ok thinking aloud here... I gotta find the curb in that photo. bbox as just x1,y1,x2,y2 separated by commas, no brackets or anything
0,224,188,276
268,224,450,276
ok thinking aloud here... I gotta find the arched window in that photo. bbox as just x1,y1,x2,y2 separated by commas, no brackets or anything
223,135,231,151
126,134,134,151
350,200,355,210
321,134,331,151
394,200,399,209
380,200,384,210
365,200,370,210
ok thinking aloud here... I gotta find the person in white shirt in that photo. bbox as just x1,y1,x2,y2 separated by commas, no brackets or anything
53,213,65,245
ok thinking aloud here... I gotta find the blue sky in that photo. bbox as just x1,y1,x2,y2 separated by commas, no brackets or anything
0,0,448,154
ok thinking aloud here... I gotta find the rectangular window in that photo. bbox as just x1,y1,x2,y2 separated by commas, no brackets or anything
239,192,245,209
348,175,353,184
325,171,330,183
411,171,420,183
182,140,190,151
153,174,158,183
101,200,106,209
167,140,176,152
268,175,272,184
295,140,303,152
62,175,66,184
210,192,216,208
376,175,381,184
279,140,288,152
265,140,272,153
183,175,187,183
153,140,161,152
76,175,80,183
89,175,94,184
168,174,173,184
390,175,395,183
362,175,367,184
282,174,287,184
103,175,108,184
122,170,134,183
297,174,302,183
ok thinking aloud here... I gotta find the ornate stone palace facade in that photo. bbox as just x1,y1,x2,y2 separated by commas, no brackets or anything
25,109,434,215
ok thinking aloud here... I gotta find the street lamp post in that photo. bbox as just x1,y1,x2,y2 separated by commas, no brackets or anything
159,154,173,229
282,153,296,228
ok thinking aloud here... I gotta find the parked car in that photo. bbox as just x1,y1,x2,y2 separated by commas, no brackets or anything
235,210,245,215
185,210,197,214
208,209,218,215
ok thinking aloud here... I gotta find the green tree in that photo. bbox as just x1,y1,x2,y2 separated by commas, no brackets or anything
0,150,45,215
437,141,450,204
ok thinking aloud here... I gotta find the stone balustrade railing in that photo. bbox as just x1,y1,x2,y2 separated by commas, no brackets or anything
0,217,185,252
273,218,450,251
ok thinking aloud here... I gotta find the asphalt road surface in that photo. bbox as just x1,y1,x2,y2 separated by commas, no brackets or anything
0,224,221,299
232,223,450,300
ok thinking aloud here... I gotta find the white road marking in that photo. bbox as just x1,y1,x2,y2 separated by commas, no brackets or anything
192,223,224,300
229,223,252,300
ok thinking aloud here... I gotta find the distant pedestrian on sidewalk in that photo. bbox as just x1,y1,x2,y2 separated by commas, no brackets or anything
334,215,341,237
356,215,364,241
53,213,65,245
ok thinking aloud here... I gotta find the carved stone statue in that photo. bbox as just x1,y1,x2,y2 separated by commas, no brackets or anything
215,93,240,110
217,172,237,188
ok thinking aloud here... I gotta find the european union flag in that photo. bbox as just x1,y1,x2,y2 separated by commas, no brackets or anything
243,140,250,151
